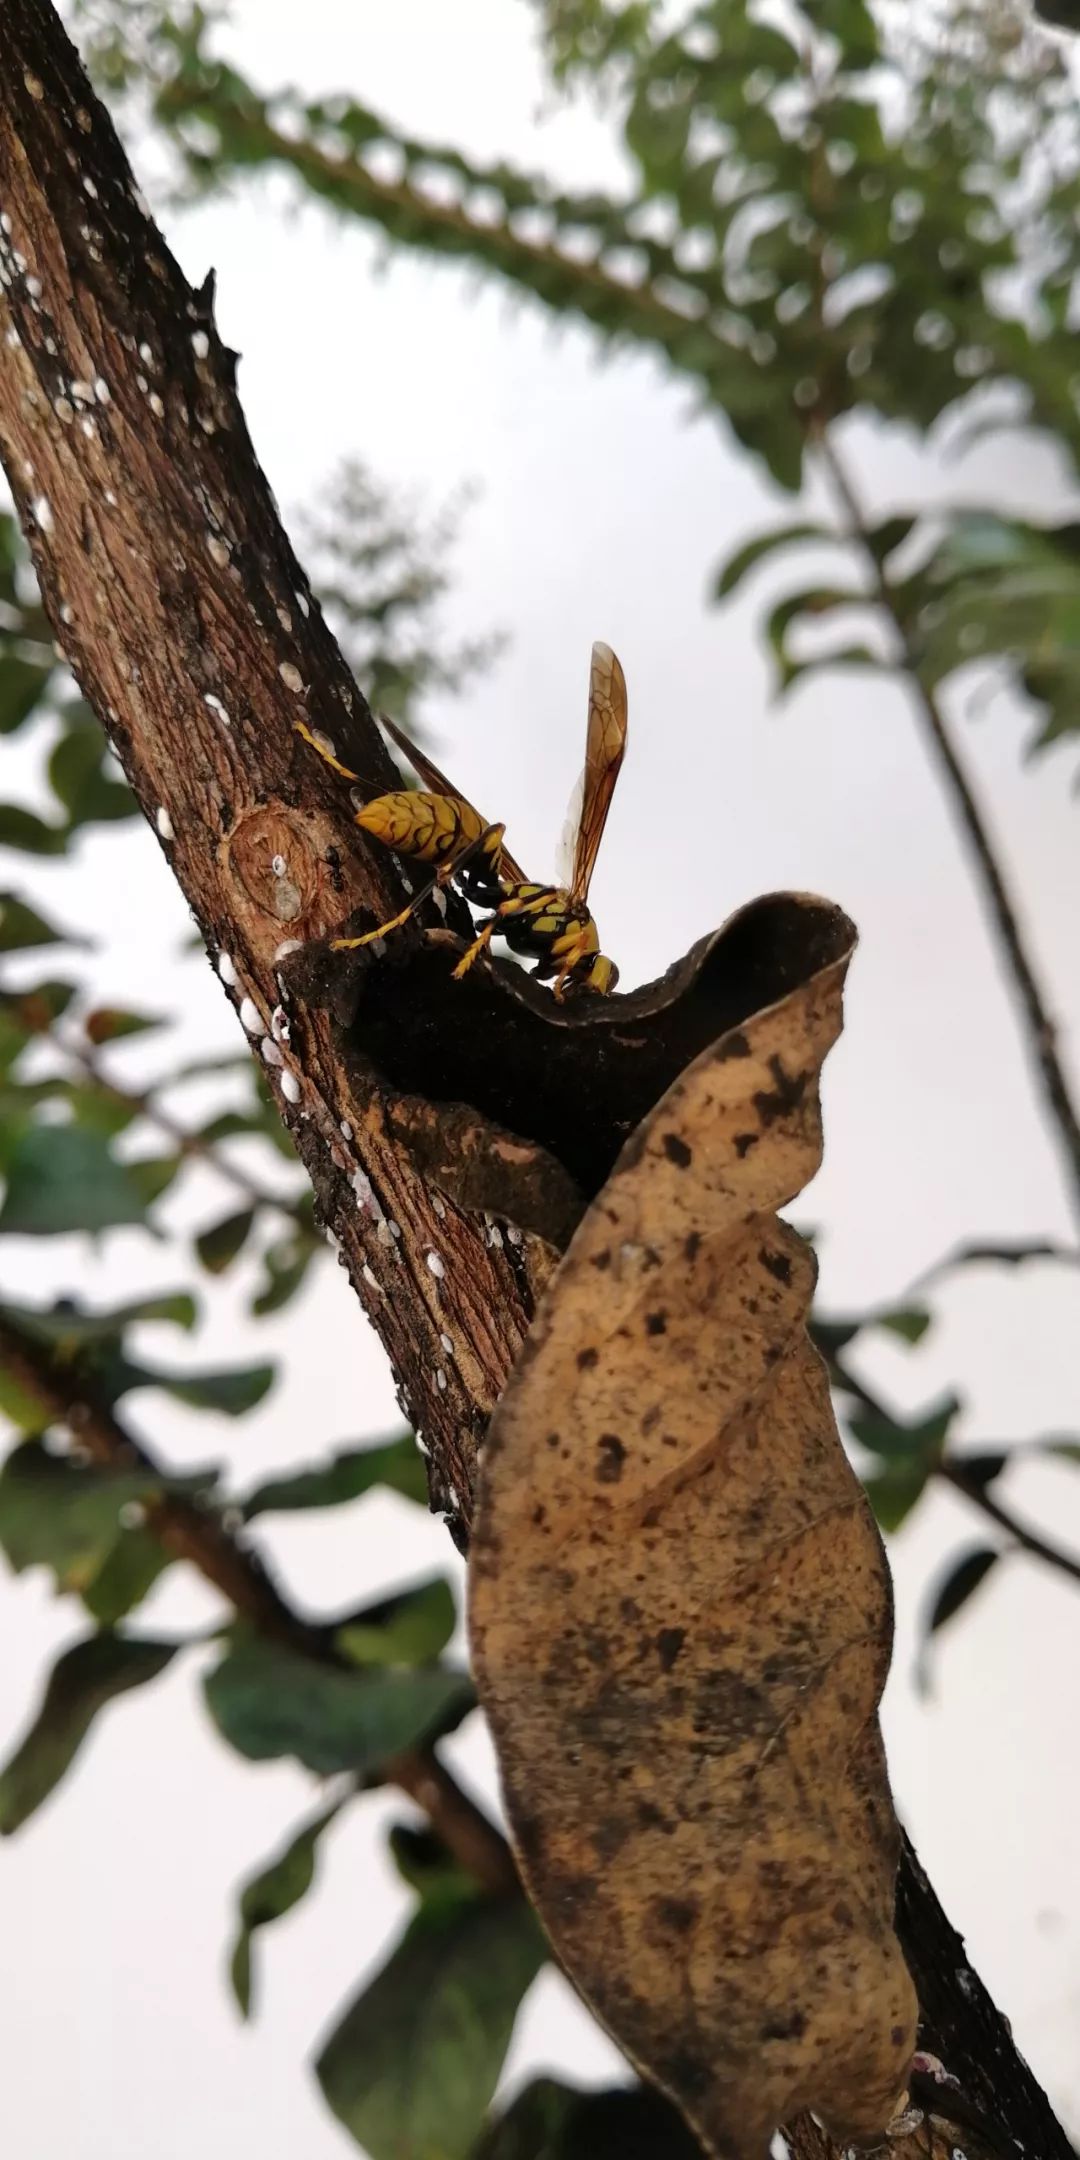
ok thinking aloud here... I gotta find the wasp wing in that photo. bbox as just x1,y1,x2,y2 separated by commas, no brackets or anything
564,642,628,906
378,713,529,886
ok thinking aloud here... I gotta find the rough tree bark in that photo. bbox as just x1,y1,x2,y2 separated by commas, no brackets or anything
0,7,1074,2159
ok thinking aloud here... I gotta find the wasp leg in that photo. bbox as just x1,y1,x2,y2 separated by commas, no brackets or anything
331,896,427,952
294,719,361,785
451,915,497,979
332,827,497,955
550,934,590,1003
331,858,459,952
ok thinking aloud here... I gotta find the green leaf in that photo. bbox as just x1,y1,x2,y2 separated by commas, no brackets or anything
83,1006,165,1044
953,1450,1008,1489
474,2077,706,2160
915,511,1080,754
241,1434,427,1518
230,1799,343,2019
0,1365,47,1432
204,1636,474,1774
849,1394,959,1465
0,1125,150,1235
1033,0,1080,26
0,1437,215,1591
815,1306,932,1369
387,1822,475,1907
810,1316,861,1360
0,657,54,736
0,980,77,1067
195,1110,265,1145
0,1290,198,1346
127,1153,183,1208
336,1576,456,1668
196,1207,256,1275
316,1893,546,2160
862,1457,931,1534
174,1052,254,1086
875,1306,932,1346
131,1358,274,1417
0,892,78,953
62,1076,142,1140
777,640,886,696
917,1545,1001,1692
81,1526,173,1626
863,515,917,567
926,1545,999,1635
48,713,136,828
1036,1436,1080,1466
0,1631,177,1834
250,1231,317,1315
713,520,835,601
0,804,67,855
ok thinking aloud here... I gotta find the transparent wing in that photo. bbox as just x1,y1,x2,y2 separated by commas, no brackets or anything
555,768,585,892
378,713,529,886
559,643,628,905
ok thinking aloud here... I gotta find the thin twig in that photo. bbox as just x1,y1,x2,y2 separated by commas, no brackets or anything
0,1315,518,1897
826,1348,1080,1592
906,1238,1080,1294
816,427,1080,1231
940,1461,1080,1588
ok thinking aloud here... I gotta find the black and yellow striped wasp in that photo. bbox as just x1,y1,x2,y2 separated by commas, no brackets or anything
297,642,628,1000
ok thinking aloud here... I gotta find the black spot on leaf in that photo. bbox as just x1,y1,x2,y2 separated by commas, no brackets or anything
597,1433,627,1483
657,1627,686,1671
753,1054,806,1127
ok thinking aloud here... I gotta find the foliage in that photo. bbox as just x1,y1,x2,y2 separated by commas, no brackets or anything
315,1887,547,2160
4,0,1080,2151
69,3,1080,792
0,1630,178,1833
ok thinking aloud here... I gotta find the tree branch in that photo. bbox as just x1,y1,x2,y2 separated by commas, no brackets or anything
0,10,1074,2158
0,0,535,1535
0,1311,517,1897
817,427,1080,1231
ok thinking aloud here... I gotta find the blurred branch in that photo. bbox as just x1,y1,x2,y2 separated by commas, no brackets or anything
816,426,1080,1233
0,1311,518,1896
940,1459,1080,1587
826,1347,1080,1591
908,1239,1080,1291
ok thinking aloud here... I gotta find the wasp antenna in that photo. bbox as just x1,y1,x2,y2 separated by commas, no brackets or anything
294,718,360,784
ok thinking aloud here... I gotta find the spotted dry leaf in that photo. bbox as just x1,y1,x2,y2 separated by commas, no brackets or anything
469,925,917,2160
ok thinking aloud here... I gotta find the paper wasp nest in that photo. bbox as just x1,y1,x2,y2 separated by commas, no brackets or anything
469,919,918,2159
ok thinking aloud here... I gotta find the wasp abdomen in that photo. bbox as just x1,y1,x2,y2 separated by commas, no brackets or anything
356,790,485,866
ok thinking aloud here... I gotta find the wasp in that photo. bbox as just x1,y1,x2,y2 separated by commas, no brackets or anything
297,642,628,999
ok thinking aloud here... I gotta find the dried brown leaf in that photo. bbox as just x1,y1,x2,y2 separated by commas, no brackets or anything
469,929,917,2159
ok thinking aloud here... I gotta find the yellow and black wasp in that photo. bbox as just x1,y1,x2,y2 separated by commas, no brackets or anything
297,642,628,999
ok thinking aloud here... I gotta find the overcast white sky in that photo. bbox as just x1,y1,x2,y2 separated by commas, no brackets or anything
1,4,1079,2155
